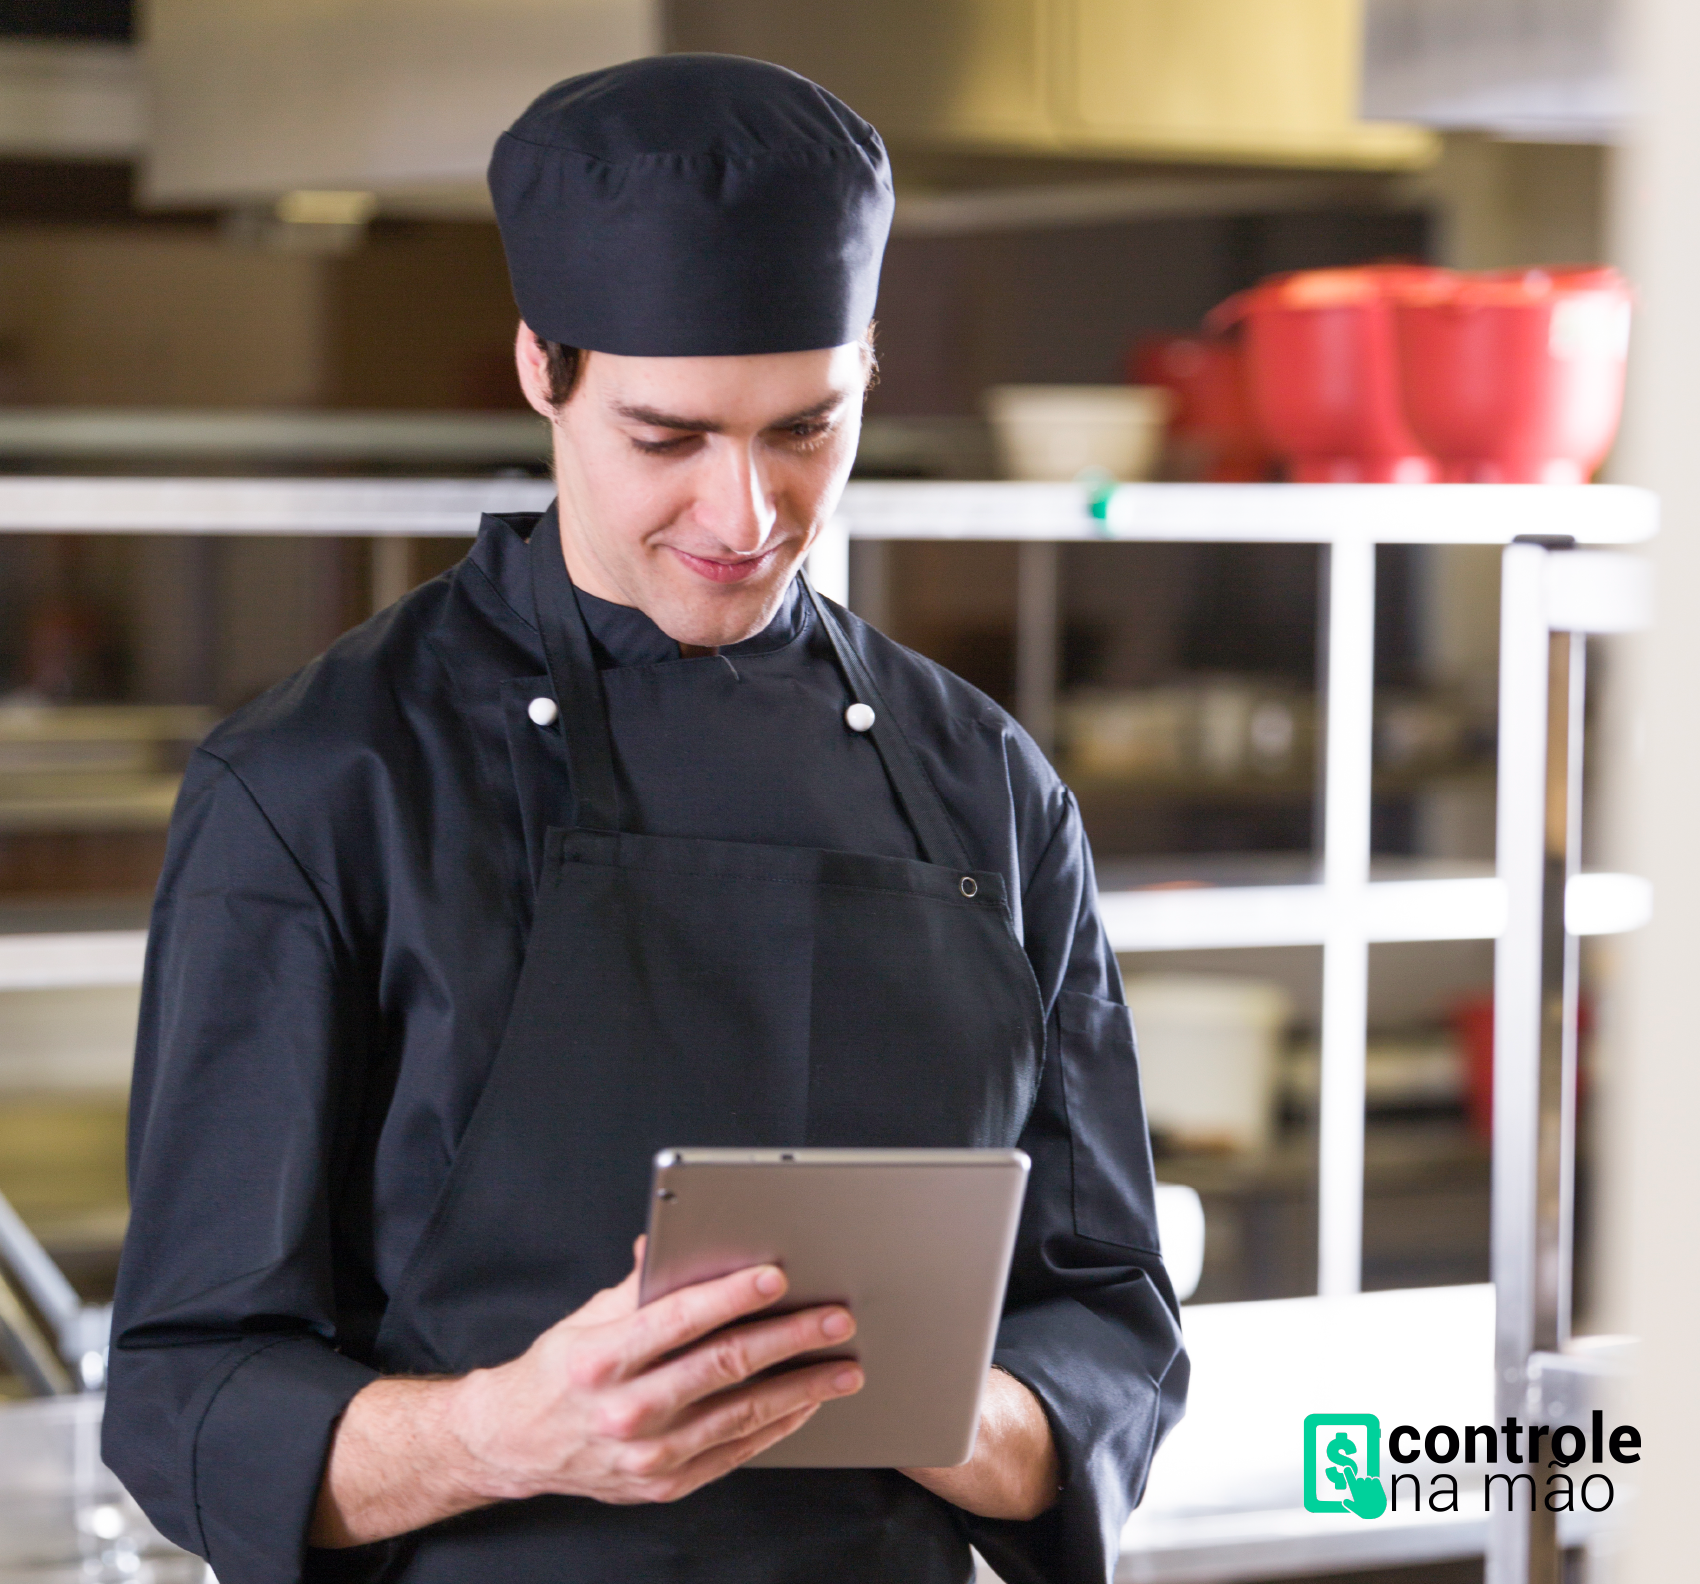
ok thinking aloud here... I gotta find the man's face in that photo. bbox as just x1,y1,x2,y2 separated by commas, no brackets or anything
517,327,867,650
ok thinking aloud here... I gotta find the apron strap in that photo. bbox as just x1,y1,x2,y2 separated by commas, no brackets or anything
528,504,623,832
801,576,974,875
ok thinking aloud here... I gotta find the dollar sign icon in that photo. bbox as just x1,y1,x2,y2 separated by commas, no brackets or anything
1305,1415,1385,1519
1325,1430,1358,1490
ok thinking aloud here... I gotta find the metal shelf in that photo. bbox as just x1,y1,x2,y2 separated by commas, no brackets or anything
0,409,548,466
1,871,1645,986
834,479,1657,545
0,475,1658,546
0,478,1659,1300
0,932,147,993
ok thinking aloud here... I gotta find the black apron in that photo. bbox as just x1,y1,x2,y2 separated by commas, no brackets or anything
370,516,1046,1582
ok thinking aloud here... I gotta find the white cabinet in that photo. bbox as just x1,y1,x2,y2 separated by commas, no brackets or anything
142,0,661,206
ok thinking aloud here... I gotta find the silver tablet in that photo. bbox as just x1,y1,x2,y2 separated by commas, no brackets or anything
638,1147,1030,1469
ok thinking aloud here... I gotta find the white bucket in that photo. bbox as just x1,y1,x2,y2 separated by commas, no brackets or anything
983,384,1171,481
1124,972,1293,1152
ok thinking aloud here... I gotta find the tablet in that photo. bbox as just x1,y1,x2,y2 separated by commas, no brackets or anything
638,1147,1030,1469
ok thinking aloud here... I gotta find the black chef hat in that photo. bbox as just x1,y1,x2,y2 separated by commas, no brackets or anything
489,54,894,358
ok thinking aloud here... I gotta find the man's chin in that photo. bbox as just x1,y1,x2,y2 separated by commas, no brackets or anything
652,574,796,650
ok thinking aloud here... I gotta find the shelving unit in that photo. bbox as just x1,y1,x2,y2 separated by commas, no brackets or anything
0,476,1658,1584
0,475,1657,1284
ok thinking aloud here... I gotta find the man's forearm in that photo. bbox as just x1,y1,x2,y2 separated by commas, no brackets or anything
902,1368,1059,1521
311,1377,491,1548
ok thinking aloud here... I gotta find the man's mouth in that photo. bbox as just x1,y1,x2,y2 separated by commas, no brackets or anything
666,545,783,585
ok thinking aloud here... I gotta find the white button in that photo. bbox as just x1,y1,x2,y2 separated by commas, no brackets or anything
845,702,876,733
528,696,559,726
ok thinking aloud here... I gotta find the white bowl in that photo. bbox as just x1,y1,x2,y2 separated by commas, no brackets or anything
983,384,1172,482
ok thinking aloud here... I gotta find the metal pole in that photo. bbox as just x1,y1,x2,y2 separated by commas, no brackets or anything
370,536,415,613
1489,544,1547,1584
848,537,891,630
1537,631,1584,1362
807,516,852,608
1489,542,1594,1584
1317,536,1376,1297
1016,540,1059,758
1517,628,1585,1583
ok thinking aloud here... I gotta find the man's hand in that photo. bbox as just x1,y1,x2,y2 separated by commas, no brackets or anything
311,1241,862,1547
901,1368,1060,1522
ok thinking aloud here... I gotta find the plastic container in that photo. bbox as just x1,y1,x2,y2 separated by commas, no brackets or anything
1123,973,1293,1152
1392,266,1632,483
983,384,1171,481
1208,266,1443,483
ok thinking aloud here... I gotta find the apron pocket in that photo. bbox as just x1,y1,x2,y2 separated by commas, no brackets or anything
1057,989,1162,1253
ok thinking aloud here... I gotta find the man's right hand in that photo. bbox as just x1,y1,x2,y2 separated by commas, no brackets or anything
310,1242,861,1547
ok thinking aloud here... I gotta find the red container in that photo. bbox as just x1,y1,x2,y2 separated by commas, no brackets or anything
1208,267,1443,483
1449,989,1590,1143
1129,335,1272,481
1391,266,1631,484
1450,993,1496,1141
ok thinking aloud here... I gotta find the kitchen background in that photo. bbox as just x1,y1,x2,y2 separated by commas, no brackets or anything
0,2,1678,1582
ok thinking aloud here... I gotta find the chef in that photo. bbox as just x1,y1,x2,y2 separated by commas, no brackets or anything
104,54,1186,1584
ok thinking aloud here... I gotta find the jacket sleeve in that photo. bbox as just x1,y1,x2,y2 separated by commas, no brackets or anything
103,752,381,1584
964,791,1189,1584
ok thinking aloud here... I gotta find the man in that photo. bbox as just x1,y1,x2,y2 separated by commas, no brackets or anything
105,55,1186,1584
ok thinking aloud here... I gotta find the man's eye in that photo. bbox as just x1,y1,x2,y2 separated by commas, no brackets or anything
783,422,831,443
631,434,696,455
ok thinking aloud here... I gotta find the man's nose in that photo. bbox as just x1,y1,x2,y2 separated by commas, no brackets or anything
697,438,777,554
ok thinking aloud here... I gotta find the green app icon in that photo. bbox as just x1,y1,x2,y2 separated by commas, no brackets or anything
1303,1413,1386,1519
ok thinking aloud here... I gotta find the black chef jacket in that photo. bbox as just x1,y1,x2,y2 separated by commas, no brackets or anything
105,509,1188,1584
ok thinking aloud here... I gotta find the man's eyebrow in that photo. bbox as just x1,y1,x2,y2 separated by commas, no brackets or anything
611,393,846,432
613,403,724,433
769,394,845,427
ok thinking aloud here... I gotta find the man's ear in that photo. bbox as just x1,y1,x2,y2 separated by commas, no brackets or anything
514,322,557,421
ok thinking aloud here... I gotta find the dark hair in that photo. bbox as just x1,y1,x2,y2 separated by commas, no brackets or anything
539,338,584,406
534,325,880,409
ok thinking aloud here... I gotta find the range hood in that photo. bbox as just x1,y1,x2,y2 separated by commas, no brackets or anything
1361,0,1624,141
142,0,659,212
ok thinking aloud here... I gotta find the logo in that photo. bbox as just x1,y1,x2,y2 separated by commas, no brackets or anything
1304,1413,1387,1520
1303,1410,1641,1517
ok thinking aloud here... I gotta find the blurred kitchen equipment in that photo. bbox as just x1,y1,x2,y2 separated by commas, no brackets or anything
0,1187,111,1392
1451,991,1496,1140
0,705,212,847
1058,688,1189,779
1059,680,1313,784
1281,1032,1466,1114
1449,987,1591,1143
1392,266,1632,483
1123,972,1293,1152
1129,335,1271,481
1374,689,1470,770
0,1395,202,1581
983,384,1170,482
1152,1182,1206,1301
1208,266,1442,483
1194,679,1258,779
